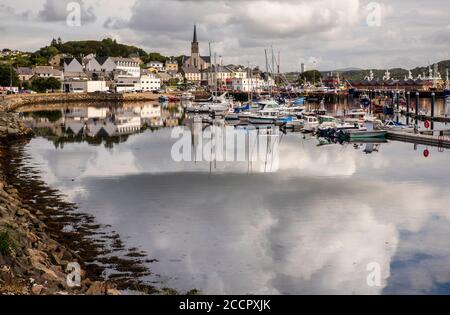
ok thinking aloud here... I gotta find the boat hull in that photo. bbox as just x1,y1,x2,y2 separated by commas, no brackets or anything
348,131,387,139
249,117,276,124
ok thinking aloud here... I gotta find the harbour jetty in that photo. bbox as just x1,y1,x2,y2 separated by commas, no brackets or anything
387,131,450,149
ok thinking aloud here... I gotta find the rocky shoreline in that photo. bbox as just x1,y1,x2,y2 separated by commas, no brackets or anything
0,111,167,295
0,113,122,295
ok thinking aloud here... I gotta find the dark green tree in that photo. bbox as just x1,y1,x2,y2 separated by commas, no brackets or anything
298,70,322,85
31,77,61,92
46,77,61,91
0,64,19,87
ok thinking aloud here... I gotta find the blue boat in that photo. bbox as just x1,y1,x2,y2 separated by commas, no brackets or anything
444,89,450,98
275,116,295,126
234,103,250,113
293,97,305,106
159,96,169,103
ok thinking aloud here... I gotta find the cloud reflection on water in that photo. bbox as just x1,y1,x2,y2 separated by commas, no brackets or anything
24,129,450,294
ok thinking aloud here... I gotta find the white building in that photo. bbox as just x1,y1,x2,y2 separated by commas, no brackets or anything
62,80,109,93
111,57,141,77
84,57,140,77
202,65,249,87
140,74,161,91
114,77,141,93
232,77,274,92
147,61,165,72
64,58,84,73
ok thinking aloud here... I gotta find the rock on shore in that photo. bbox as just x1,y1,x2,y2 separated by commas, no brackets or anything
0,112,32,139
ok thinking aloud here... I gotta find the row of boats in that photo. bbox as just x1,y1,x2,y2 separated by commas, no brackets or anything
180,93,394,140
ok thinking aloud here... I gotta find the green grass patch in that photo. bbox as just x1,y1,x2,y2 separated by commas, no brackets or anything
0,230,14,256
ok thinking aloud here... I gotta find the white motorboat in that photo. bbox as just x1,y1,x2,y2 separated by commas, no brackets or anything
303,115,319,132
249,108,279,124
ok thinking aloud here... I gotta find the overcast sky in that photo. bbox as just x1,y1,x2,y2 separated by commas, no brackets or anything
0,0,449,71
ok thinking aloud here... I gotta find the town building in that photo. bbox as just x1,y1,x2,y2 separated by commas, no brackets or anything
17,67,33,82
147,61,165,72
232,75,275,93
140,73,161,91
64,58,84,73
110,57,141,77
180,66,202,83
49,54,65,67
165,59,178,72
182,25,211,71
113,77,141,93
62,80,109,93
83,57,140,77
129,53,143,65
32,66,64,80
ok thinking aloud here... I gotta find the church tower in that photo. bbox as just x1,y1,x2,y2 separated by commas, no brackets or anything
191,24,200,68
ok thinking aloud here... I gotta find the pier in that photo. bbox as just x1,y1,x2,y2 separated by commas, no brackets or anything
386,130,450,149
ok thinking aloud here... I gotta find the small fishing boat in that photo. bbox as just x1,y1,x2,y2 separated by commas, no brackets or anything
249,108,279,124
303,116,319,132
347,130,387,139
342,120,387,140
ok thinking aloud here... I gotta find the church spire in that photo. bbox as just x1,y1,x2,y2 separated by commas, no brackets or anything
193,24,198,43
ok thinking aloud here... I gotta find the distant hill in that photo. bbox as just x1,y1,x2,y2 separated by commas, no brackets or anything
324,67,362,73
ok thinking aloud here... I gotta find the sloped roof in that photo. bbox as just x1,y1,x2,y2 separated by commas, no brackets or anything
17,67,33,75
181,66,201,74
63,58,83,66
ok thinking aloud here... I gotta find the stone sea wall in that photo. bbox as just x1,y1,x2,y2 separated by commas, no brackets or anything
0,92,162,112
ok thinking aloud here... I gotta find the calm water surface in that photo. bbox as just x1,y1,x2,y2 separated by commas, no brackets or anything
19,102,450,295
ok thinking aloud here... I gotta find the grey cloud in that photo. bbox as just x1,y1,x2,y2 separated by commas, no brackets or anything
103,17,127,30
38,0,96,23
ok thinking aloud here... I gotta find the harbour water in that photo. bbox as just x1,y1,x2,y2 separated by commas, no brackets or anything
17,101,450,294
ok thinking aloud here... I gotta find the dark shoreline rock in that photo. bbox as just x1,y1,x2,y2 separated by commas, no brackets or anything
0,112,33,140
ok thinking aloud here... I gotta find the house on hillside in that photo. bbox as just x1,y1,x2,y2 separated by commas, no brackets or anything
146,61,165,73
165,59,178,72
32,66,63,81
17,67,33,82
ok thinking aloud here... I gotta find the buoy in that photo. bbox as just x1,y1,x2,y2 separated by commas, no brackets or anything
423,149,430,158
